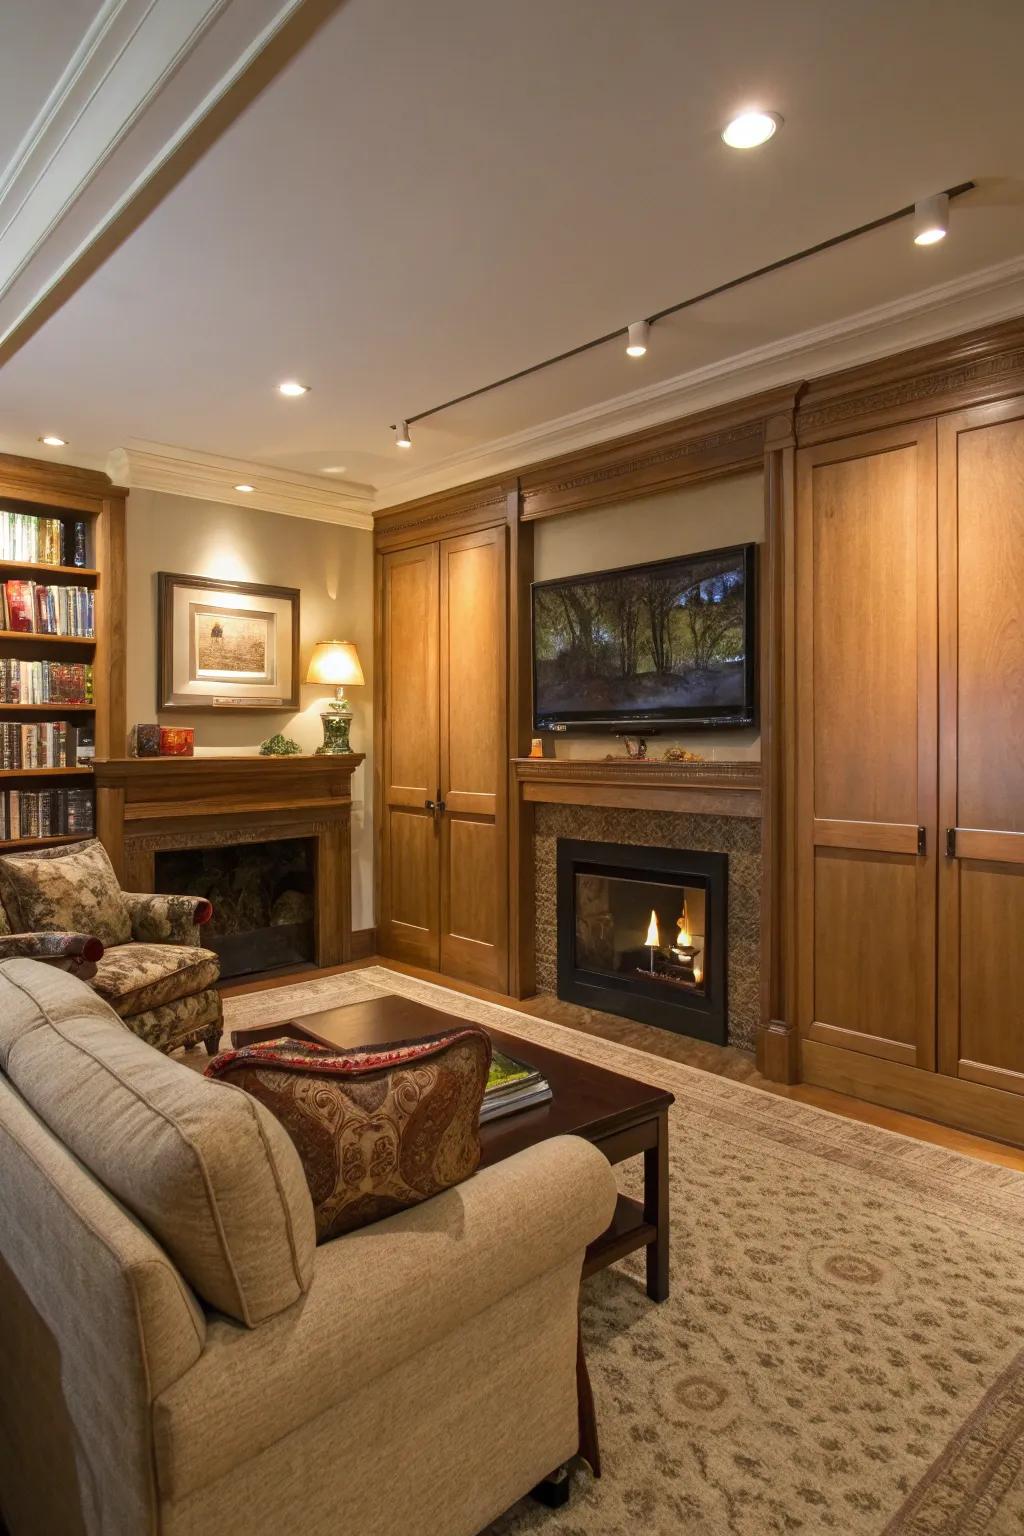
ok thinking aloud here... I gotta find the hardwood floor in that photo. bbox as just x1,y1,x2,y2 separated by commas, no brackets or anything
222,957,1024,1173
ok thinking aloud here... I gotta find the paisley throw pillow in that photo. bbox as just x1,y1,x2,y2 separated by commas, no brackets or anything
0,838,131,948
205,1029,491,1241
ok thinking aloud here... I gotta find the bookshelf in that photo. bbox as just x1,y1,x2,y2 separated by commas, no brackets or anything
0,453,126,849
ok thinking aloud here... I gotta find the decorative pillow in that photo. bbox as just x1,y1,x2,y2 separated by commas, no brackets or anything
206,1029,492,1241
0,838,131,948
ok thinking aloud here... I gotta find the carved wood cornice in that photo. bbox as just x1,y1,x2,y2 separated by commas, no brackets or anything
0,450,126,512
796,316,1024,443
373,477,512,549
518,387,799,521
512,756,762,818
513,757,761,787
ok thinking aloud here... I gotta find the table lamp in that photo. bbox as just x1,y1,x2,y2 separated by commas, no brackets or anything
306,640,364,754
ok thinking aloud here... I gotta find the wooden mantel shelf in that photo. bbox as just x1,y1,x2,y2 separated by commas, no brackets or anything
512,756,761,818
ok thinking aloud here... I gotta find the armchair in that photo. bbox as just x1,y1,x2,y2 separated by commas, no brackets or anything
0,840,223,1057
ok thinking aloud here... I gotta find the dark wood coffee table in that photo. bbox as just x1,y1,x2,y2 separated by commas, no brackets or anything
231,993,674,1301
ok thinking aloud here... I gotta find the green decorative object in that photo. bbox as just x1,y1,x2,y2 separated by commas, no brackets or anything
259,733,302,756
306,640,365,755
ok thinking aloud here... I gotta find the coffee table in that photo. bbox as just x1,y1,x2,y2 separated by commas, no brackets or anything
231,993,674,1302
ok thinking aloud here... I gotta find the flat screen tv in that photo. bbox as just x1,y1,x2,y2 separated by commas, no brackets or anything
532,543,757,731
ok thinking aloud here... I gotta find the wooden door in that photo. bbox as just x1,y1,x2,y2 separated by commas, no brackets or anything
438,526,509,990
378,543,441,966
796,422,937,1068
938,399,1024,1095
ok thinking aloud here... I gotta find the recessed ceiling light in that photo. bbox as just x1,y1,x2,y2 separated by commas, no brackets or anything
39,434,67,447
722,111,782,149
234,483,255,493
322,465,347,474
913,192,949,246
277,380,309,397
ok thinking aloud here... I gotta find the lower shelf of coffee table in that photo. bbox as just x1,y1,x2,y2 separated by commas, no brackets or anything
583,1194,657,1279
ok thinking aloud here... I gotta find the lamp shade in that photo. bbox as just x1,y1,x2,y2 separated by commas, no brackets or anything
305,641,364,687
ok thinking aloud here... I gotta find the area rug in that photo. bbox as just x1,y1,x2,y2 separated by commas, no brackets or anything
221,968,1024,1535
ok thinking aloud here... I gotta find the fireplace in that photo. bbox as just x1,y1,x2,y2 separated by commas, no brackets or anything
155,838,315,981
557,838,727,1042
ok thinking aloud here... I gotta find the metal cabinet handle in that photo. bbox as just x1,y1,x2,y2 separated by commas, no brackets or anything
424,798,436,813
946,827,957,857
917,826,926,855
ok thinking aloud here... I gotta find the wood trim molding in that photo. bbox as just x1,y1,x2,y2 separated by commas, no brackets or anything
373,476,512,549
350,926,377,959
0,451,126,512
108,442,374,528
796,315,1024,443
513,757,762,818
518,388,799,520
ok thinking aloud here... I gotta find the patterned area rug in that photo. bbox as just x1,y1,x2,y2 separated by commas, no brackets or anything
221,968,1024,1536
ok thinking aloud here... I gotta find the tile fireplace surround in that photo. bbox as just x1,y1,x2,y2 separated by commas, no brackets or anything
534,803,761,1050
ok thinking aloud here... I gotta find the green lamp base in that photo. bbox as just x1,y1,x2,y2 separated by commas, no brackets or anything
314,699,353,755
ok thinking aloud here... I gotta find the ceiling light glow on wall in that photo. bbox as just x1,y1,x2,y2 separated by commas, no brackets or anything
39,435,67,447
277,380,309,397
234,483,254,493
626,320,650,357
913,192,949,246
395,421,412,448
721,110,782,149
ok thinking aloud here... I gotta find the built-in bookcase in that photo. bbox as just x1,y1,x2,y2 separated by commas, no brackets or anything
0,453,126,851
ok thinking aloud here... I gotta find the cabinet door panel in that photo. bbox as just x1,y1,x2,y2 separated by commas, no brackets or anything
379,544,440,966
939,402,1024,1092
439,527,508,989
797,424,937,1068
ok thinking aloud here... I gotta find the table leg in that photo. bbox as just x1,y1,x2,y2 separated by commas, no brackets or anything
643,1110,669,1302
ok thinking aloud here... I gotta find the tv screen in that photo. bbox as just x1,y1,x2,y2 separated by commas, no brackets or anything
532,543,756,731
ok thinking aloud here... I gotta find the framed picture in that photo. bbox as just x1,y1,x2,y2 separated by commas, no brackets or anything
157,573,300,711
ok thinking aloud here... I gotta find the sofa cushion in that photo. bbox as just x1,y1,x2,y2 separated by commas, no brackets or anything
0,959,315,1326
0,838,131,947
92,943,221,1018
206,1030,490,1241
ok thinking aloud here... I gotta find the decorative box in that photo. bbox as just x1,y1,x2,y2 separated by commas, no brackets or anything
132,724,161,757
159,727,194,757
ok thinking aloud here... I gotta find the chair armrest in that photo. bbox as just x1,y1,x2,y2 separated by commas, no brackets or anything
153,1136,617,1500
121,892,213,946
0,931,104,979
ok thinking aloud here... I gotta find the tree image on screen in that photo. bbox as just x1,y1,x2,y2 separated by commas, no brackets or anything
534,553,747,716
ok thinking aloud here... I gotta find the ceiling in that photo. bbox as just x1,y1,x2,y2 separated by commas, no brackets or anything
2,0,1024,511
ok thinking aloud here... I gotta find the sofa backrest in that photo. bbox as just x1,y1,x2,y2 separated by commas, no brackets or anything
0,959,316,1326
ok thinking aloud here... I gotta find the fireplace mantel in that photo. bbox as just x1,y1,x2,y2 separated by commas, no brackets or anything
93,754,364,969
512,757,761,819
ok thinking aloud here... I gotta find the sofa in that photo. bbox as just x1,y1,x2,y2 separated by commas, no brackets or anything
0,960,617,1536
0,838,222,1055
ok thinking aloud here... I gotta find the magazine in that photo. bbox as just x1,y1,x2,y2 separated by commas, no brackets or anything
480,1048,552,1124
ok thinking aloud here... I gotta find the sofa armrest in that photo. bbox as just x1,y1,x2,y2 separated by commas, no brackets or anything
0,931,104,979
153,1135,617,1501
122,892,213,946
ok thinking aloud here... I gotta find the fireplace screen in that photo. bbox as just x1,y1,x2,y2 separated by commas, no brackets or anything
557,838,727,1042
575,873,708,994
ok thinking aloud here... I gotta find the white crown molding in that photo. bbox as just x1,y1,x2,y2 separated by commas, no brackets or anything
0,0,309,352
107,441,376,529
374,253,1024,509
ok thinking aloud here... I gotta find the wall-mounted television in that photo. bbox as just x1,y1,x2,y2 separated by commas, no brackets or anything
532,543,757,732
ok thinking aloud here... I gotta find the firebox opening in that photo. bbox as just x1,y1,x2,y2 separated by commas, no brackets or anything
154,837,315,981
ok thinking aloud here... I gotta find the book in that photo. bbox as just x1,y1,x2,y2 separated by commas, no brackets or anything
480,1048,552,1124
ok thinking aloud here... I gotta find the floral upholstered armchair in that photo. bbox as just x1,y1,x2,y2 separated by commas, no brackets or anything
0,838,222,1056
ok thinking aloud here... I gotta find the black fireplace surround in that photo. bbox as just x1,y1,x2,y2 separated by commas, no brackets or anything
556,837,728,1043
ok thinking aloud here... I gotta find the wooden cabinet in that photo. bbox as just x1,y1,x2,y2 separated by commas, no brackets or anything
938,399,1024,1097
797,397,1024,1132
378,525,509,990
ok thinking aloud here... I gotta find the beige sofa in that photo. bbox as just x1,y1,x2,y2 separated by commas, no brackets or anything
0,960,616,1536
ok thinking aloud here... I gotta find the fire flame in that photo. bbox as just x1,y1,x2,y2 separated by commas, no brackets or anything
677,896,691,949
693,963,703,985
644,909,660,947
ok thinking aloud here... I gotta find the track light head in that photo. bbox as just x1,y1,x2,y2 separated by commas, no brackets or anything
395,421,412,448
626,320,650,358
913,192,949,246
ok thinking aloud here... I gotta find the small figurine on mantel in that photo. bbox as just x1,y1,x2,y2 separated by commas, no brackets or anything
604,736,648,762
662,745,705,764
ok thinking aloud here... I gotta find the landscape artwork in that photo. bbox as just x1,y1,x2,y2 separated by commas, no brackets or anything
191,605,275,682
533,550,749,717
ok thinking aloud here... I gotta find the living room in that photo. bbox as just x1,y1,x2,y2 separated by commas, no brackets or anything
1,3,1023,1534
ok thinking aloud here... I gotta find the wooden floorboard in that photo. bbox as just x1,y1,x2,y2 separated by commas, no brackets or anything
223,955,1024,1174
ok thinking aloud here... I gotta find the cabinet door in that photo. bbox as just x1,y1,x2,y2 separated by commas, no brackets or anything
378,543,440,967
938,400,1024,1095
438,526,509,990
796,423,937,1068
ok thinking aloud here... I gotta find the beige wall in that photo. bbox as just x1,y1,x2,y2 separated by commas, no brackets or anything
126,489,375,929
532,469,764,761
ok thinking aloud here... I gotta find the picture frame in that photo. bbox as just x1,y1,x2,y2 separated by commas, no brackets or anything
157,572,300,712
